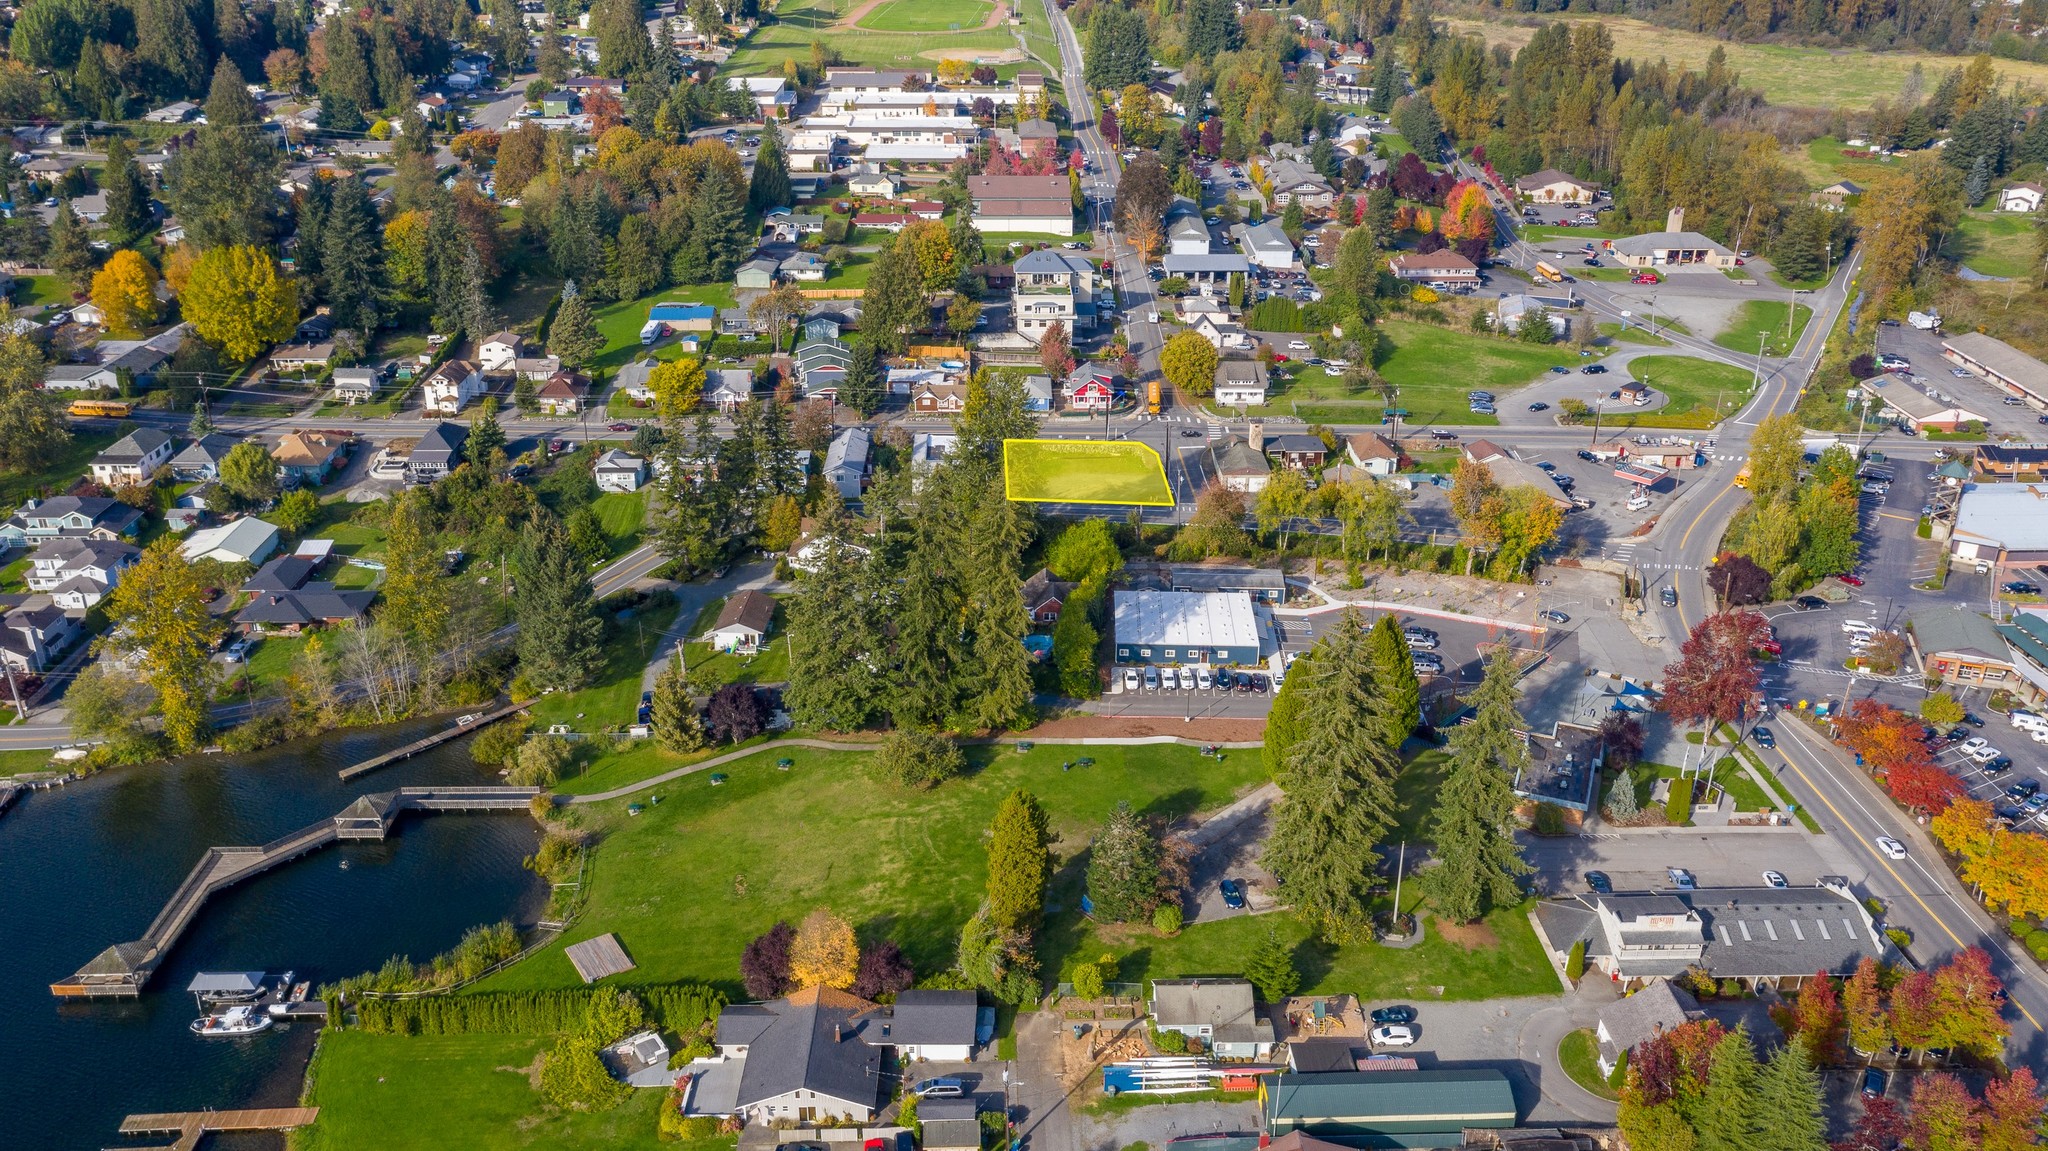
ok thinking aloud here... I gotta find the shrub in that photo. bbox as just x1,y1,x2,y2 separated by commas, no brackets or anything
1886,927,1913,950
1532,802,1567,835
539,1034,628,1110
1665,777,1695,826
1566,939,1586,981
1150,1025,1188,1053
1719,979,1744,998
660,1107,722,1141
1070,953,1111,1000
1151,904,1184,935
871,727,965,790
1607,1049,1628,1090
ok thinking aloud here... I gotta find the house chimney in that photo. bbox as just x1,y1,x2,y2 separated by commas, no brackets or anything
1666,206,1685,233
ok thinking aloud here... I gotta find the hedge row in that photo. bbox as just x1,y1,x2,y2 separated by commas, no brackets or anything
354,982,726,1037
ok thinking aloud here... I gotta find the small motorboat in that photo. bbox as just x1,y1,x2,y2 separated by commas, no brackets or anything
191,1004,274,1037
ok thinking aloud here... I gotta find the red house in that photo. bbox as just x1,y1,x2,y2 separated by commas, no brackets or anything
1064,367,1115,412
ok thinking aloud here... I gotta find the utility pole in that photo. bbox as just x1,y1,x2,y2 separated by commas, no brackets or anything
2,658,24,721
1754,331,1769,389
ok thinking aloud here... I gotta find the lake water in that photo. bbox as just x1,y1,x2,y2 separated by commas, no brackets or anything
0,719,547,1149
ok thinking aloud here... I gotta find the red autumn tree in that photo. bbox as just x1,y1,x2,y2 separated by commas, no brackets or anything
1707,552,1773,605
1037,321,1074,377
1439,179,1495,247
1909,1073,1984,1151
1833,1096,1907,1151
1100,106,1120,148
1837,699,1937,777
1981,1068,2047,1151
1659,610,1771,731
1929,946,2010,1058
1890,969,1941,1050
1885,758,1966,814
1791,971,1843,1062
583,88,625,135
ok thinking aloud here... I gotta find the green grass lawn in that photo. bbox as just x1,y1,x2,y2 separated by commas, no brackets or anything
1374,320,1574,421
1004,439,1172,505
1520,224,1622,243
823,251,876,288
300,1030,718,1151
316,388,412,418
1944,211,2037,281
1558,1029,1620,1101
592,288,736,376
590,490,650,557
1622,355,1756,428
14,273,75,308
858,0,993,32
306,502,392,561
0,746,72,776
478,743,1270,993
681,595,791,689
1597,321,1671,347
221,633,308,700
1713,300,1814,358
523,594,682,736
1,424,119,512
1014,0,1060,67
991,231,1092,250
0,553,29,593
724,0,1013,71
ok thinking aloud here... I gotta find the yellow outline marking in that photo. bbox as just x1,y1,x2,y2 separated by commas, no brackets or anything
1001,438,1174,507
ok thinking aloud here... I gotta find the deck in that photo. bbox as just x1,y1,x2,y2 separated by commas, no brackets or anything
336,701,529,781
113,1107,317,1151
53,787,538,998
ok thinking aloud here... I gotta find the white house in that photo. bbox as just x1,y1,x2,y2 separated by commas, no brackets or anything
593,449,647,493
420,359,485,415
88,429,175,487
24,539,140,609
848,166,902,199
1148,979,1277,1059
478,330,525,373
180,518,281,566
1233,220,1296,270
883,990,979,1062
706,589,775,654
1212,359,1268,407
2000,183,2045,213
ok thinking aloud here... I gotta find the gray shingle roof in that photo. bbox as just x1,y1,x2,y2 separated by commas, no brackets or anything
721,986,883,1110
882,989,977,1047
1595,979,1697,1066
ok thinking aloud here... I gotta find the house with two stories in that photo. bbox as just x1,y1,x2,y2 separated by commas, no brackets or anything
406,421,468,482
1011,248,1100,339
536,371,591,415
330,365,384,405
1233,220,1296,270
420,359,485,415
0,497,144,548
24,539,140,609
0,601,80,675
1212,360,1268,407
593,449,647,493
968,174,1074,234
824,426,871,500
1020,568,1074,626
88,429,175,488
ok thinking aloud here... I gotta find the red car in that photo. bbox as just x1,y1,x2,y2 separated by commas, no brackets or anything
608,422,632,432
1272,354,1289,363
1839,574,1865,586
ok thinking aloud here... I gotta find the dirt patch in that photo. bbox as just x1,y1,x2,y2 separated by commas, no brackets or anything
1432,917,1500,949
498,1051,548,1091
917,46,1026,63
1019,714,1267,742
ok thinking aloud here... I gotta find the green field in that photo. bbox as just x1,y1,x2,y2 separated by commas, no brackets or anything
858,0,993,31
1448,14,2048,110
1,424,118,512
1003,439,1172,506
14,274,74,308
525,594,682,735
725,0,1016,72
1597,321,1672,347
300,1031,707,1151
1375,319,1575,419
1944,211,2038,281
1626,355,1757,426
1713,300,1814,358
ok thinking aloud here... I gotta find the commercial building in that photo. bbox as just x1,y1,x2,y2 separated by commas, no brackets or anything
1998,608,2048,703
1606,210,1735,268
1943,332,2048,404
1949,483,2048,572
1387,250,1479,287
1531,880,1890,990
1110,589,1262,666
1868,378,1987,434
1910,607,2018,690
1259,1070,1516,1144
1513,169,1600,204
968,174,1074,234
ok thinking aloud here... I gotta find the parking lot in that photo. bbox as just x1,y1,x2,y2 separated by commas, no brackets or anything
1870,323,2048,441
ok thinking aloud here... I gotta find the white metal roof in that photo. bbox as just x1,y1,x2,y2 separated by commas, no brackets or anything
1112,590,1261,649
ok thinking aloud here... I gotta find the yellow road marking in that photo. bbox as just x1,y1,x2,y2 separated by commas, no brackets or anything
1774,733,2042,1030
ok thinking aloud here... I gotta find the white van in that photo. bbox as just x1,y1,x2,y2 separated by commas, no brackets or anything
2012,711,2048,735
1627,494,1651,512
1196,668,1214,690
1841,620,1877,637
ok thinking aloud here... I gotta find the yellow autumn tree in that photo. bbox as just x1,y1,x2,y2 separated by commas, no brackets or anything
101,537,223,752
184,245,299,362
647,357,706,421
384,210,432,300
161,243,201,296
90,249,158,337
788,908,859,990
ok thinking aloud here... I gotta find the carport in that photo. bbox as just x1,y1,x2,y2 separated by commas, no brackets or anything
1613,461,1669,488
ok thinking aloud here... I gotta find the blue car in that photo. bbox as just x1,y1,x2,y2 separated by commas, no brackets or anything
1219,879,1247,909
1753,727,1775,748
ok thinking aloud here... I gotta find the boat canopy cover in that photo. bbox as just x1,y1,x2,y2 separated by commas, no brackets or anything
187,971,266,994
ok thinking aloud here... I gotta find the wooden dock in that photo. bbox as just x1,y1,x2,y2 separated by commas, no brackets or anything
113,1107,317,1151
53,787,538,998
337,701,529,781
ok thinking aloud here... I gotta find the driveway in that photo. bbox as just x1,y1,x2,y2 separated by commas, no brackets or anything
639,559,784,695
1352,985,1618,1125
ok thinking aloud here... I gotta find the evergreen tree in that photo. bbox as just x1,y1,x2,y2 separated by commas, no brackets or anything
672,165,748,284
1964,154,1991,207
169,60,278,250
841,338,883,417
985,788,1052,934
133,0,207,99
1607,767,1640,820
470,398,507,465
860,233,928,355
749,127,793,212
1421,644,1535,921
784,530,890,731
99,138,152,248
549,281,604,367
2018,111,2048,168
651,654,705,752
516,511,608,692
1263,645,1315,777
1754,1040,1828,1151
47,203,94,287
1366,614,1420,749
1243,927,1300,1002
1368,52,1401,114
1085,801,1161,922
72,39,124,121
1690,1028,1767,1151
321,178,386,336
320,18,375,112
1083,4,1152,91
1184,0,1238,58
1262,608,1402,939
603,215,664,301
188,401,215,438
1366,184,1398,243
592,0,659,78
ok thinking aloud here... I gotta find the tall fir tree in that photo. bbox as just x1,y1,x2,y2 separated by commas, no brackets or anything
784,530,891,731
47,203,94,288
549,281,604,367
651,653,705,752
134,0,207,99
1421,643,1535,921
1691,1028,1768,1150
1753,1040,1828,1151
1243,927,1300,1002
321,178,386,336
592,0,659,78
516,511,608,691
1262,608,1402,939
749,128,793,212
840,338,883,416
672,165,748,284
99,138,152,248
1366,614,1421,749
169,60,278,250
1085,801,1161,923
985,788,1052,934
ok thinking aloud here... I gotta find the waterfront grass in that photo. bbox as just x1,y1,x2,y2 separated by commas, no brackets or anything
476,743,1267,993
1713,300,1813,358
524,594,683,735
300,1030,716,1150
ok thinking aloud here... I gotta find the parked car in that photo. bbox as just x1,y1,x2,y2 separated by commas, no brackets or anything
1839,574,1864,587
1762,870,1788,888
1584,870,1612,894
1539,610,1570,623
1528,402,1550,412
913,1078,965,1098
1219,878,1247,909
1582,364,1608,375
1576,449,1597,461
1863,1067,1888,1099
1370,1005,1416,1026
2003,581,2043,595
1370,1024,1417,1048
1794,595,1827,611
1666,867,1696,890
1122,668,1140,691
